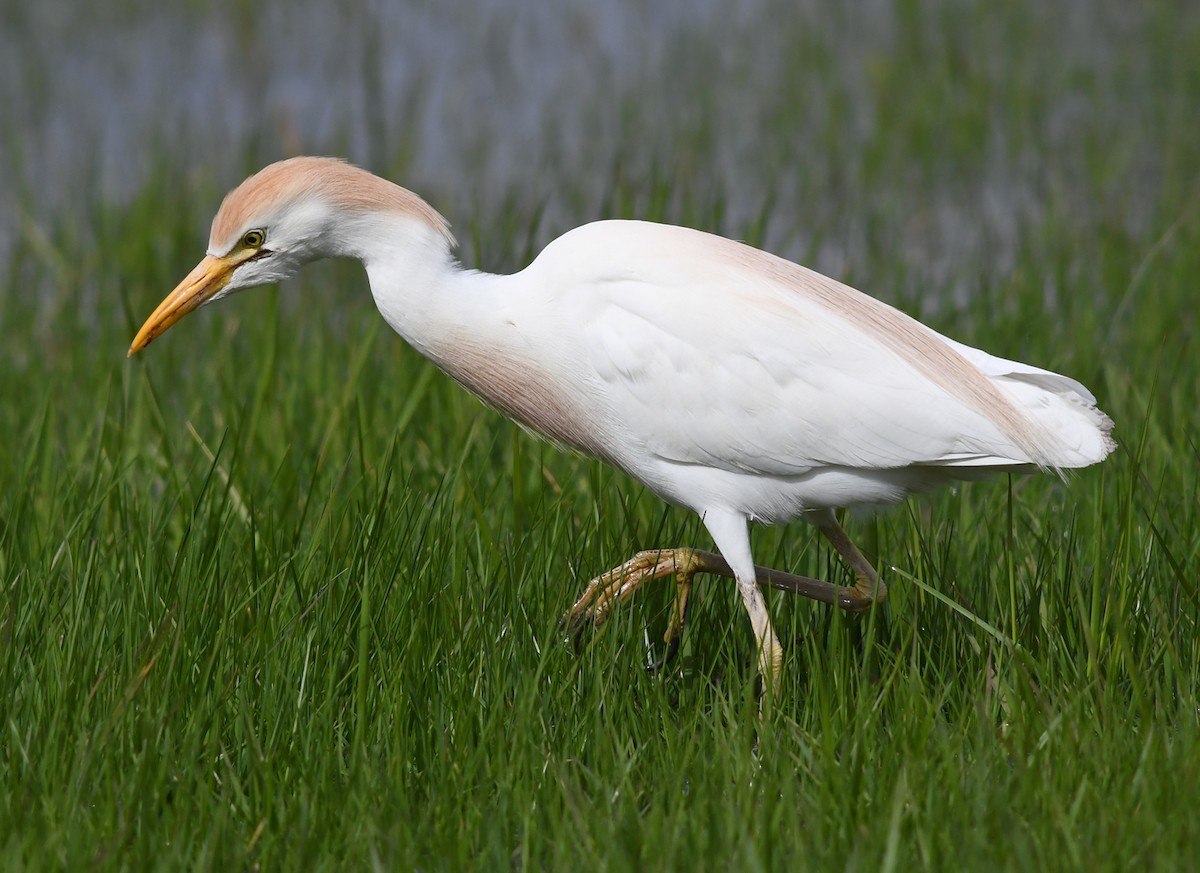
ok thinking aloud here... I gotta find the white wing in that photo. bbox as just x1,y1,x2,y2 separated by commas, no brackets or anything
581,278,1019,475
527,220,1111,478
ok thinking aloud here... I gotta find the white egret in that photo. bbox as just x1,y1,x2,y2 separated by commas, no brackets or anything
130,157,1115,694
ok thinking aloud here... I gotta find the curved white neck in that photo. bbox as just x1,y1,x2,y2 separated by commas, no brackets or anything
352,213,609,461
354,212,504,361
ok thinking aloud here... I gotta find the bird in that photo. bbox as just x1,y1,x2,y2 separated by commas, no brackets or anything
129,156,1115,696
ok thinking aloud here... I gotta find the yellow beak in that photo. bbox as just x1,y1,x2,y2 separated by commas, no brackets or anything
128,254,238,356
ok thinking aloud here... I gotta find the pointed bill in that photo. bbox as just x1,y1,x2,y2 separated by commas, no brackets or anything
128,254,238,356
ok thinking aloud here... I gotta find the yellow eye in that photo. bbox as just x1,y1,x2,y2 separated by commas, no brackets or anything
241,229,266,248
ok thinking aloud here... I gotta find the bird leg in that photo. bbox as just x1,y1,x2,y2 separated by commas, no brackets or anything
810,512,887,609
564,526,886,662
562,548,709,657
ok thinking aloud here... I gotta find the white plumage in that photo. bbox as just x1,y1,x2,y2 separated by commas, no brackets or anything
131,157,1114,696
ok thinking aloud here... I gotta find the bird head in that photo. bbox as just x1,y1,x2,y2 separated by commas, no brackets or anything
128,156,453,355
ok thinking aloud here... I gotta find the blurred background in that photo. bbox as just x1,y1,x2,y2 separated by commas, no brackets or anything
3,0,1193,303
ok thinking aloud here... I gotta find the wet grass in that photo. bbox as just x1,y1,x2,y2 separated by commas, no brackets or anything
2,1,1200,869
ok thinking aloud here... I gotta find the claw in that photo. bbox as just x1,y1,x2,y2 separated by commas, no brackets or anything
562,533,886,698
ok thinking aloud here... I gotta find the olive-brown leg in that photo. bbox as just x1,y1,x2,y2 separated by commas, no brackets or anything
808,508,887,608
564,519,886,657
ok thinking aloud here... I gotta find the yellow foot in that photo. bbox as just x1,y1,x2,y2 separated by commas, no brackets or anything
564,537,887,677
562,549,706,657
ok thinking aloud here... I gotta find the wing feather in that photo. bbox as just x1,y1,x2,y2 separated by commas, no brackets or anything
523,220,1110,479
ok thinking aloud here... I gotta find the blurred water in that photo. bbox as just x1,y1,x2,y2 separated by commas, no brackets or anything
1,0,743,243
1,0,1192,295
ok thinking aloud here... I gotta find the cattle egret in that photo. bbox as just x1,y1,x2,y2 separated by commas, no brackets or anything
130,157,1115,696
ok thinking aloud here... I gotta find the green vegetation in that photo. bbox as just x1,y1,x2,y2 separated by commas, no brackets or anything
2,1,1198,869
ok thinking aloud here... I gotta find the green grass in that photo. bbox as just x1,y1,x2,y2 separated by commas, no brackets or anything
3,2,1200,869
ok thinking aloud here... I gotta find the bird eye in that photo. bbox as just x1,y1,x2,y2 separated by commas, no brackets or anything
241,229,266,248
